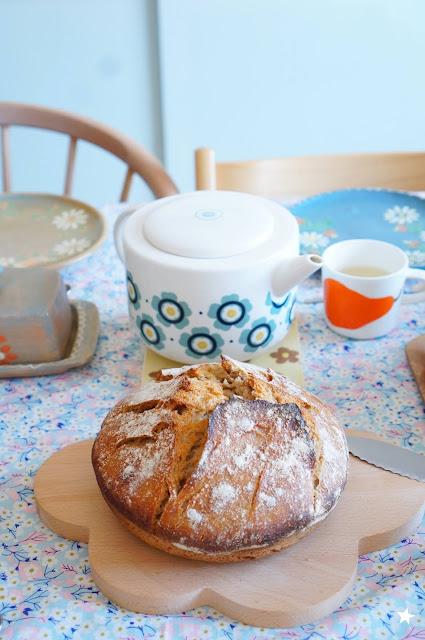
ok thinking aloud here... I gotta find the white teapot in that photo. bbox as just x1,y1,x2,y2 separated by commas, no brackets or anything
114,190,322,363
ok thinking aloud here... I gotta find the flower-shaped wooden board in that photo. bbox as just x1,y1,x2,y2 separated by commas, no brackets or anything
34,431,425,629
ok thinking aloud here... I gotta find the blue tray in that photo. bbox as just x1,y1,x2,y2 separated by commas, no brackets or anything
288,189,425,268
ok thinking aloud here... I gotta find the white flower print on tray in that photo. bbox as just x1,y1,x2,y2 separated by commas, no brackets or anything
52,208,89,231
300,230,330,250
384,205,419,225
54,237,91,257
0,193,106,268
404,249,425,267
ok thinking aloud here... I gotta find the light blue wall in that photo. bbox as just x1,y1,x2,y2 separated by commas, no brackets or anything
3,1,425,202
0,0,162,206
158,0,425,192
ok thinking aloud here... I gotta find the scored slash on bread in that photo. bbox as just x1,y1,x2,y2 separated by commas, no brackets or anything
92,356,349,562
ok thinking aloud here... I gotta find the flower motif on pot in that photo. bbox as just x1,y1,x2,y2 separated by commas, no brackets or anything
0,336,18,364
266,291,289,315
287,295,296,325
126,270,141,310
207,294,252,330
179,326,224,359
240,317,276,352
266,291,296,324
136,314,166,350
152,292,191,329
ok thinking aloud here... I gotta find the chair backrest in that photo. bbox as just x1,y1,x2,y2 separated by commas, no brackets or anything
195,147,425,197
0,102,178,201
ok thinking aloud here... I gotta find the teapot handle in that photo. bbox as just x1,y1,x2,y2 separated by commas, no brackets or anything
113,207,138,263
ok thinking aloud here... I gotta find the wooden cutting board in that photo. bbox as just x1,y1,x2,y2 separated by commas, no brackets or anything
406,334,425,404
34,433,425,629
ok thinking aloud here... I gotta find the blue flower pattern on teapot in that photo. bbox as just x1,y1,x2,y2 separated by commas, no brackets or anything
128,283,296,361
207,294,252,331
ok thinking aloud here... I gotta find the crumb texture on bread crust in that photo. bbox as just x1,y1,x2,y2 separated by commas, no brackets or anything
92,356,349,561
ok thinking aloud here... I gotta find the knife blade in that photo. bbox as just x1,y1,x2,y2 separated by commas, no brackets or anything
346,435,425,482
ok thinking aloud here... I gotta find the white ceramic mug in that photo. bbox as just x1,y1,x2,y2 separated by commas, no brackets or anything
321,239,425,339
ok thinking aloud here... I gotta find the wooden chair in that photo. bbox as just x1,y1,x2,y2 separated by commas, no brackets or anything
195,147,425,197
0,102,178,201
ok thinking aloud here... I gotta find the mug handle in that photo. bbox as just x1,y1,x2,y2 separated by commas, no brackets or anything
113,207,138,263
401,268,425,304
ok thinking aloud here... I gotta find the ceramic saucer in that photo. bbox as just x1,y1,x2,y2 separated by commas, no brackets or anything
0,193,107,268
288,189,425,268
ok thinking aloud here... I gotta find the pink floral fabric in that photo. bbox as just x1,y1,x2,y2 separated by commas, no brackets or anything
1,204,425,639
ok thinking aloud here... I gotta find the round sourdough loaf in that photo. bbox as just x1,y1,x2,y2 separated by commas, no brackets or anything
92,356,349,562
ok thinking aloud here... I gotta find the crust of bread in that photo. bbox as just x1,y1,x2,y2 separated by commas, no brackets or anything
92,356,349,562
106,497,329,562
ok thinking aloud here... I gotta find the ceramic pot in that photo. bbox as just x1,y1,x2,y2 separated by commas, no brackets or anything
114,191,322,363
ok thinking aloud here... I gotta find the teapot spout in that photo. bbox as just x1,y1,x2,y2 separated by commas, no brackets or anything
272,254,323,298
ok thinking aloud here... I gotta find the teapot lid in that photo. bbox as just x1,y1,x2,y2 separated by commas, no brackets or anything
143,191,276,258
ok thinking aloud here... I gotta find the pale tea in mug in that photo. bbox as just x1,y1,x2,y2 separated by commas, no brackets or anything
339,266,390,278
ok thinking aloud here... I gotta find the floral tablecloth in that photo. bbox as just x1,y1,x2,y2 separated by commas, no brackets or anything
1,203,425,640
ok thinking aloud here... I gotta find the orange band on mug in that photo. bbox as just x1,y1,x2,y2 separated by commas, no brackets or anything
324,278,395,329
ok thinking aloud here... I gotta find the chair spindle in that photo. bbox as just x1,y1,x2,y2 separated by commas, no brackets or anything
64,136,77,196
195,147,216,190
120,167,133,202
1,125,11,193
